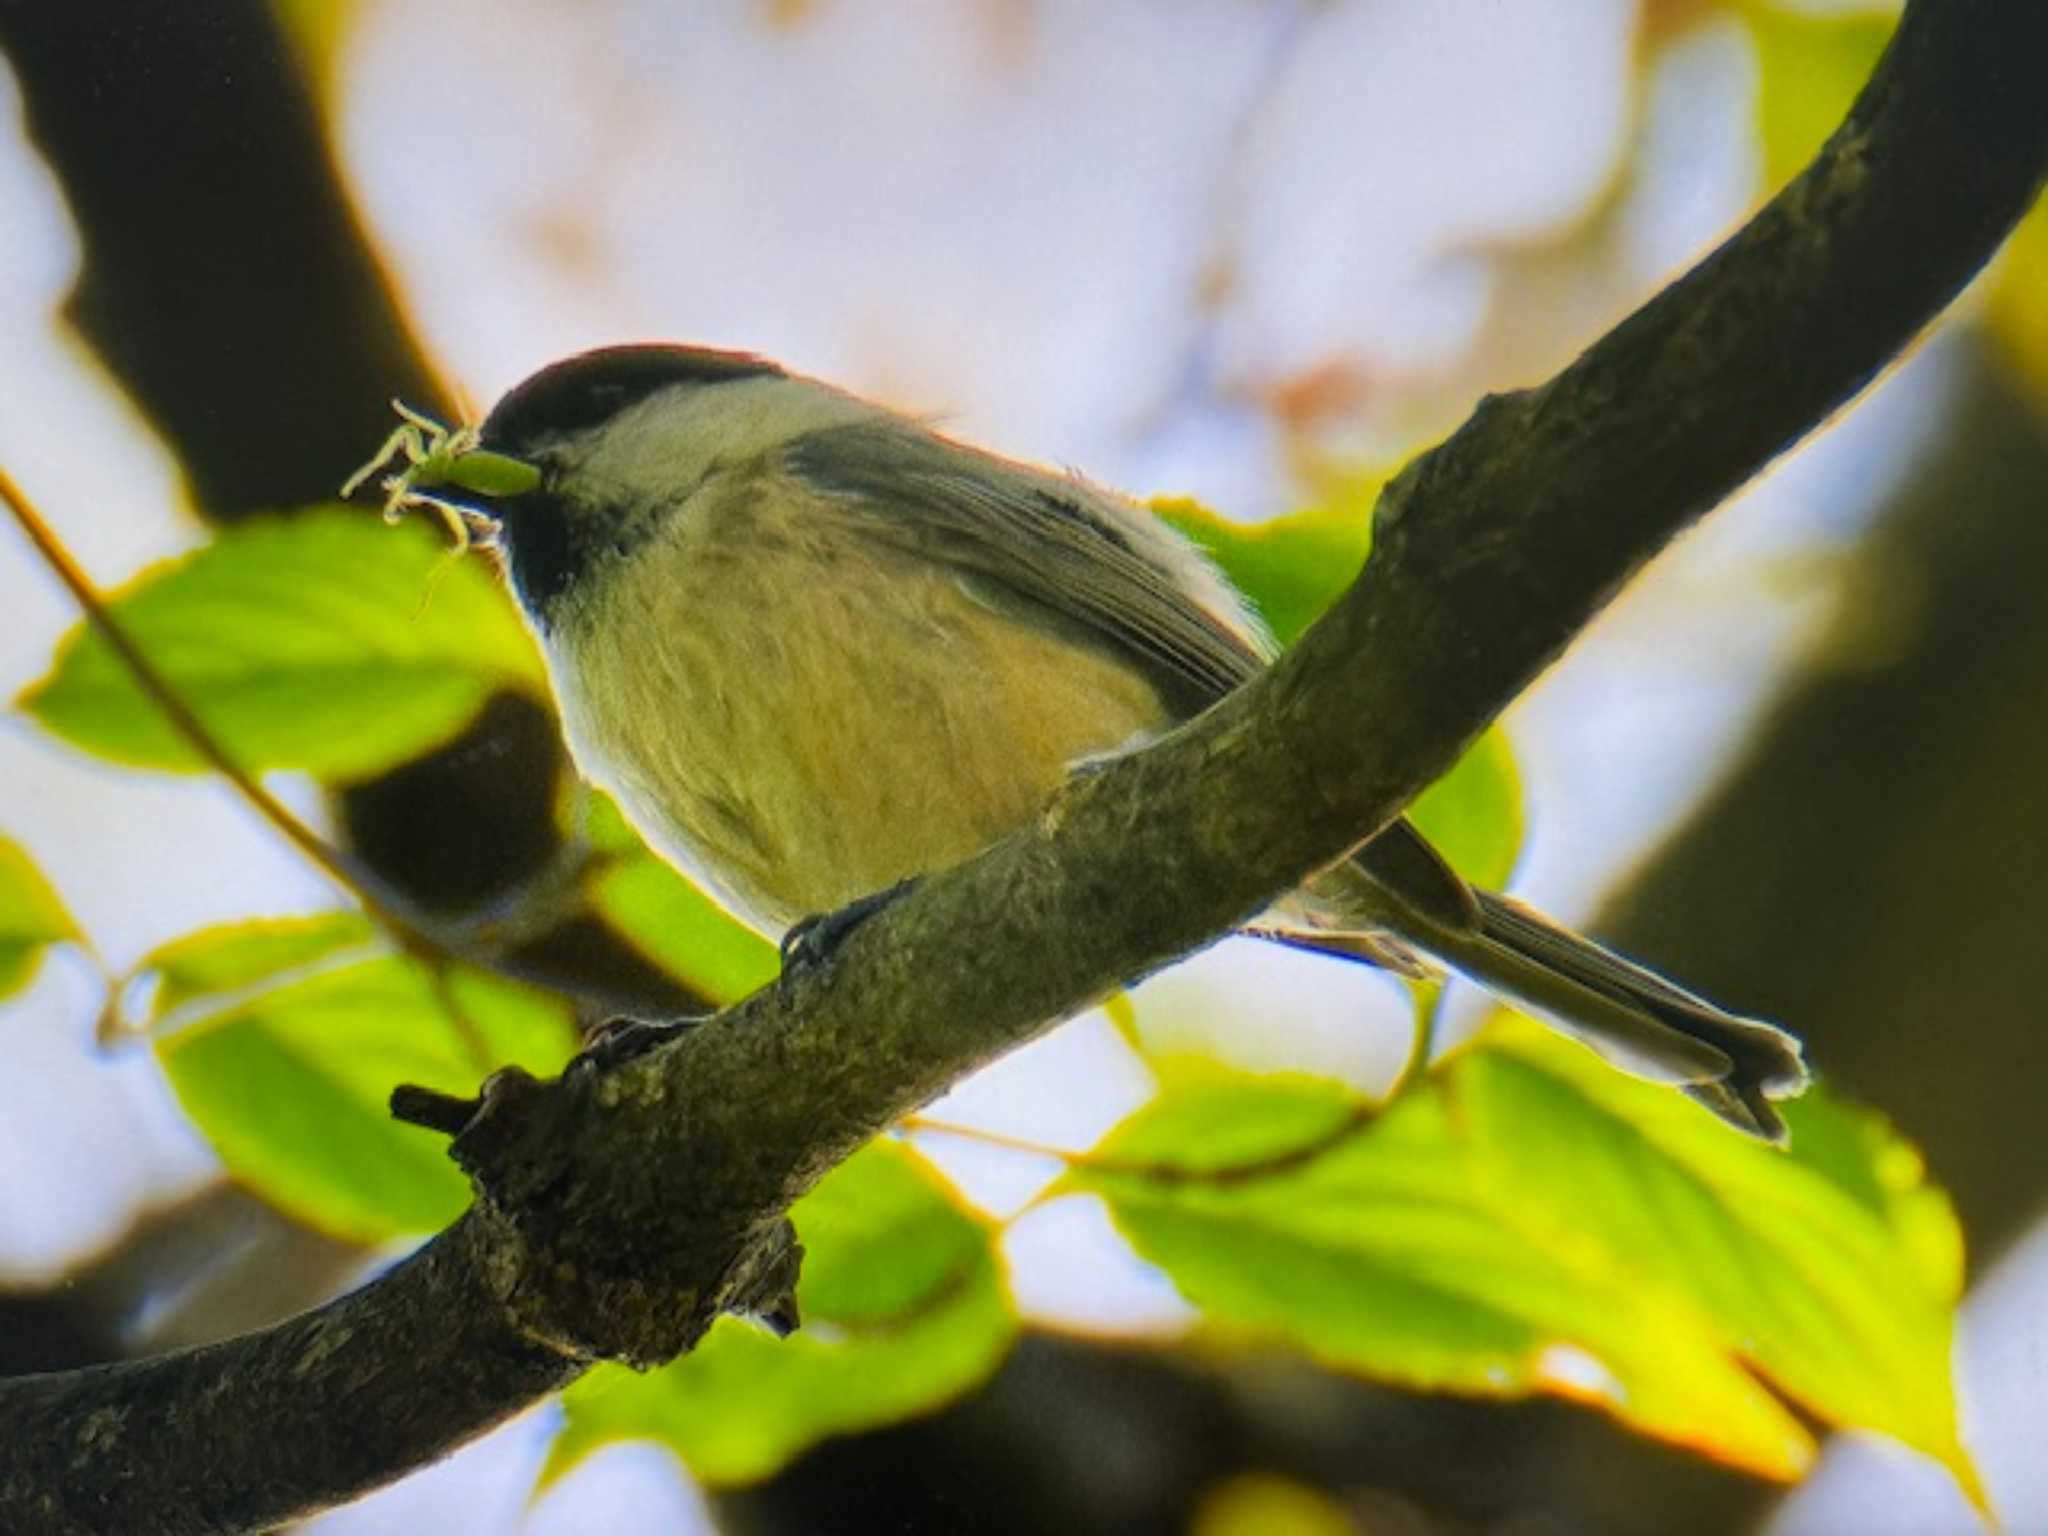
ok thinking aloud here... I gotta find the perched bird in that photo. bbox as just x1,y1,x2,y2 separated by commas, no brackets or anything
351,344,1807,1140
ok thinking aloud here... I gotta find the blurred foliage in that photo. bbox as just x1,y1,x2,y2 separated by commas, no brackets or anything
589,853,780,1002
1727,0,2048,420
0,452,1969,1494
1069,1039,1974,1496
116,911,377,1029
1156,492,1379,651
19,509,543,779
567,786,781,1002
1739,2,1894,191
0,834,79,1000
1189,1474,1361,1536
547,1140,1016,1485
268,0,358,95
1407,728,1522,893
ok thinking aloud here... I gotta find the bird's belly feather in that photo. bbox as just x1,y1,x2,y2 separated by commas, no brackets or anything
546,493,1171,935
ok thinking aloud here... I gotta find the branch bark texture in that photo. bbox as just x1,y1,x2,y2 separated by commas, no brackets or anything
1,3,2042,1530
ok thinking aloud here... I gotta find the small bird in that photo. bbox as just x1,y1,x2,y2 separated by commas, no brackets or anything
351,344,1807,1140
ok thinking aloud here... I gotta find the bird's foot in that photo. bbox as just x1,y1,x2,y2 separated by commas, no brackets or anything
779,878,920,995
574,1012,707,1072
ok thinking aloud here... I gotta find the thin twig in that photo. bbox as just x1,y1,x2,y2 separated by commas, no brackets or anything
1385,977,1444,1101
903,1105,1376,1187
0,469,453,965
900,1115,1086,1164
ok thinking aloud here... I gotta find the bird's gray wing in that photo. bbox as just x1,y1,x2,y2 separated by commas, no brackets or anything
783,421,1265,713
784,419,1479,932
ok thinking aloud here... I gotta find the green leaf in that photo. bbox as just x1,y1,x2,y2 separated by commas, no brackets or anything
20,508,544,780
1069,1054,1971,1485
572,786,645,857
125,912,378,1026
1154,488,1377,650
156,955,577,1241
1459,1019,1976,1495
549,1140,1017,1486
569,788,778,1002
1190,1476,1360,1536
1070,1069,1811,1478
1080,1061,1365,1172
1743,3,1895,191
589,854,779,1004
1406,724,1523,891
1154,490,1522,885
0,835,80,1000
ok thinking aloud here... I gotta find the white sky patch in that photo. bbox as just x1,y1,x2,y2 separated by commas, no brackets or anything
1004,1194,1198,1337
1126,934,1414,1096
1534,1341,1624,1405
523,1437,715,1536
1220,0,1635,382
913,1009,1154,1217
1622,17,1762,283
299,1402,720,1536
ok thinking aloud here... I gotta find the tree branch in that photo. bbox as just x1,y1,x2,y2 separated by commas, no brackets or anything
1,3,2040,1531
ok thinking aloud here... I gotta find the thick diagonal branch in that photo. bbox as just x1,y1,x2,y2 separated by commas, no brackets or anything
0,3,2040,1532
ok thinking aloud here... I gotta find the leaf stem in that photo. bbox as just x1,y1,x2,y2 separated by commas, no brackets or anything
901,1115,1085,1164
1386,977,1445,1102
0,469,452,965
903,1104,1376,1187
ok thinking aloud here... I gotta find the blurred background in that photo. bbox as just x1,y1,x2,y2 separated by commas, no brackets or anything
1,1,2043,1531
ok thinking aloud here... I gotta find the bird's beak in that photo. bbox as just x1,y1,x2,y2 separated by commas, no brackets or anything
431,447,540,550
341,401,541,555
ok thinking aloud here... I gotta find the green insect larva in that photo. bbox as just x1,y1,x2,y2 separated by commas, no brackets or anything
340,399,540,556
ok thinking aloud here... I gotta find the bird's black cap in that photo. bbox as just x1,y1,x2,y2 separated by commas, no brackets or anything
480,344,783,454
476,345,783,620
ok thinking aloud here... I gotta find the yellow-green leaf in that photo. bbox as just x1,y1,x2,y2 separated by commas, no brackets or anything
589,854,779,1004
1069,1052,1969,1485
125,912,378,1027
1407,724,1523,891
1155,493,1375,651
1153,491,1522,887
1071,1072,1810,1478
20,508,543,780
1743,3,1896,192
1459,1018,1974,1493
0,835,79,1000
156,956,576,1241
548,1140,1017,1486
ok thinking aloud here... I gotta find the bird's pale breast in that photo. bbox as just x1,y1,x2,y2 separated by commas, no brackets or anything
547,469,1172,934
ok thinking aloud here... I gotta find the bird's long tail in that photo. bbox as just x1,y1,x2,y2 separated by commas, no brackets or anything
1274,881,1808,1143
